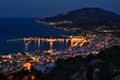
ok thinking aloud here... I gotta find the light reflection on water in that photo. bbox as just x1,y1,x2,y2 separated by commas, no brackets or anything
2,37,72,54
0,18,76,54
23,38,71,52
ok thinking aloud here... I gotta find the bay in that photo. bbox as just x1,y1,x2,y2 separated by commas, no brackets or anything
0,18,76,54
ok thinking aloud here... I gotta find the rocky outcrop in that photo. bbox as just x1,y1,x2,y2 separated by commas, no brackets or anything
71,59,120,80
71,59,101,80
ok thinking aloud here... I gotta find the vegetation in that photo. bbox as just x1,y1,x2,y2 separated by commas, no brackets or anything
46,56,85,80
46,46,120,80
97,46,120,68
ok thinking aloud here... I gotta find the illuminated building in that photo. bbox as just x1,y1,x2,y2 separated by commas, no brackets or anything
23,62,31,72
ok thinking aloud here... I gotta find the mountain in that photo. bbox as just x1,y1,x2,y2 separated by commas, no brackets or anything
38,7,120,32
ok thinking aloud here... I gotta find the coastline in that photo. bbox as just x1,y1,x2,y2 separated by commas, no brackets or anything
34,19,77,33
0,18,77,54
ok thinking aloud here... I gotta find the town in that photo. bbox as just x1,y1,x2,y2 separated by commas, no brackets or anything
0,33,120,75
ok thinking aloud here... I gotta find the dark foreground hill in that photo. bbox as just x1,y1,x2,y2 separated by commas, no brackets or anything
38,7,120,32
46,46,120,80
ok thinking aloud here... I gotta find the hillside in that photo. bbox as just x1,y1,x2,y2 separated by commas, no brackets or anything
38,7,120,32
46,46,120,80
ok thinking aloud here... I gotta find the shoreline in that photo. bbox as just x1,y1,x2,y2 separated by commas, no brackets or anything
34,20,77,33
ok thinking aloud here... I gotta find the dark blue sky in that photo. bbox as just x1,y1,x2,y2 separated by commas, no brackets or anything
0,0,120,18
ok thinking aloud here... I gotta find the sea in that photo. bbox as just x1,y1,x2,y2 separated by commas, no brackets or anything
0,18,76,54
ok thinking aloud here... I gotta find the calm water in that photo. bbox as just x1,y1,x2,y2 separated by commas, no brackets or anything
0,18,76,54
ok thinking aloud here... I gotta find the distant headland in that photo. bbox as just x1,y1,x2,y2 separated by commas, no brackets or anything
35,7,120,35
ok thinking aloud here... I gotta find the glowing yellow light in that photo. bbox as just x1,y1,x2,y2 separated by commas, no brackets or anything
23,62,31,71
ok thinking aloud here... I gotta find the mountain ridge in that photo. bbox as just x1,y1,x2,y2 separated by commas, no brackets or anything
38,7,120,32
42,7,120,21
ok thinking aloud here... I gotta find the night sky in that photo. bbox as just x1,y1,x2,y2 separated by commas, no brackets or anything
0,0,120,18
